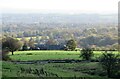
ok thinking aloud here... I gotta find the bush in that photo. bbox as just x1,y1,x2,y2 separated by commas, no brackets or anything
2,50,11,61
80,48,94,61
26,53,33,55
99,51,119,78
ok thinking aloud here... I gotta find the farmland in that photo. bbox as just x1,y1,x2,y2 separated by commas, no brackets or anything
9,50,119,61
2,50,120,78
2,60,108,79
1,12,119,78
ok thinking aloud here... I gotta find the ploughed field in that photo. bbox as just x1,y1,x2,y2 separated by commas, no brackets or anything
2,50,119,78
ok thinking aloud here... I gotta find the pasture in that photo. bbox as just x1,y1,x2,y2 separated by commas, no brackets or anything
9,50,119,61
2,61,109,79
2,50,119,78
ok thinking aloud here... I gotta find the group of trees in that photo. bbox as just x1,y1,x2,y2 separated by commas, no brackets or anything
1,36,77,55
1,36,120,78
1,14,119,78
79,35,118,50
80,49,120,78
3,22,118,50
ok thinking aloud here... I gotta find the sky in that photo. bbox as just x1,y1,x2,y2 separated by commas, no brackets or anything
0,0,119,14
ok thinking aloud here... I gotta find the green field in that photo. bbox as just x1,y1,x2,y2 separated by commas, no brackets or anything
9,50,119,61
2,50,120,78
2,61,109,79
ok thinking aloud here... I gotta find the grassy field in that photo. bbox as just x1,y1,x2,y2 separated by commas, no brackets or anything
2,50,119,78
9,50,119,61
2,61,109,79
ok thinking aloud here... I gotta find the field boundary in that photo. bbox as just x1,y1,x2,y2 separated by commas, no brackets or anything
11,59,100,64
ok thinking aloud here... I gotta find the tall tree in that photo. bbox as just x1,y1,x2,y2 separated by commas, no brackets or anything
2,37,22,55
66,39,77,51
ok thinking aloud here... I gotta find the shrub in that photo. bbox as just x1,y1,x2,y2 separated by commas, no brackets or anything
99,51,119,78
26,53,33,55
80,48,94,61
1,50,11,61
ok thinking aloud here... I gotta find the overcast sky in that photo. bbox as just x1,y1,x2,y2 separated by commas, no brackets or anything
0,0,119,14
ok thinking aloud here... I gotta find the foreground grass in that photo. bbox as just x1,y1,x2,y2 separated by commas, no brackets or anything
2,51,119,78
9,50,119,61
2,61,109,79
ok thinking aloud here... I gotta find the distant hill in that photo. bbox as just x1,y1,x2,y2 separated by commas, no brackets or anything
2,13,117,24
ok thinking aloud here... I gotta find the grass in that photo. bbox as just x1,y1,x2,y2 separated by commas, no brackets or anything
2,61,109,78
9,50,119,61
9,50,80,61
2,50,119,78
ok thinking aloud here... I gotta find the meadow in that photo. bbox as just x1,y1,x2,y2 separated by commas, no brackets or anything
2,50,119,78
9,50,119,61
2,61,109,79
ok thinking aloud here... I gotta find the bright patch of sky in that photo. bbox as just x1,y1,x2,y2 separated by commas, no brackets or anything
0,0,119,14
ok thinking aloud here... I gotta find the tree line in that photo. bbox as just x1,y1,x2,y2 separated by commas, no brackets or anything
2,23,118,50
1,36,120,78
1,36,77,55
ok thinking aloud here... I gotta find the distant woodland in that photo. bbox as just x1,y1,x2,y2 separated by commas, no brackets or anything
0,14,119,50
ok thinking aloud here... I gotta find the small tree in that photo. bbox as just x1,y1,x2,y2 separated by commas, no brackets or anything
2,37,23,55
80,48,94,60
22,42,28,51
28,38,35,50
99,51,119,78
66,39,77,51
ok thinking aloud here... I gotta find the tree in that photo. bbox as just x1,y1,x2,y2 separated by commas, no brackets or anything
35,36,40,44
66,39,77,51
28,37,35,50
22,42,28,51
46,39,58,45
2,37,23,55
80,48,94,60
1,37,5,60
99,51,119,78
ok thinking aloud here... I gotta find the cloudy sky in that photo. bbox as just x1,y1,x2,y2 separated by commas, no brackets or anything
0,0,119,14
